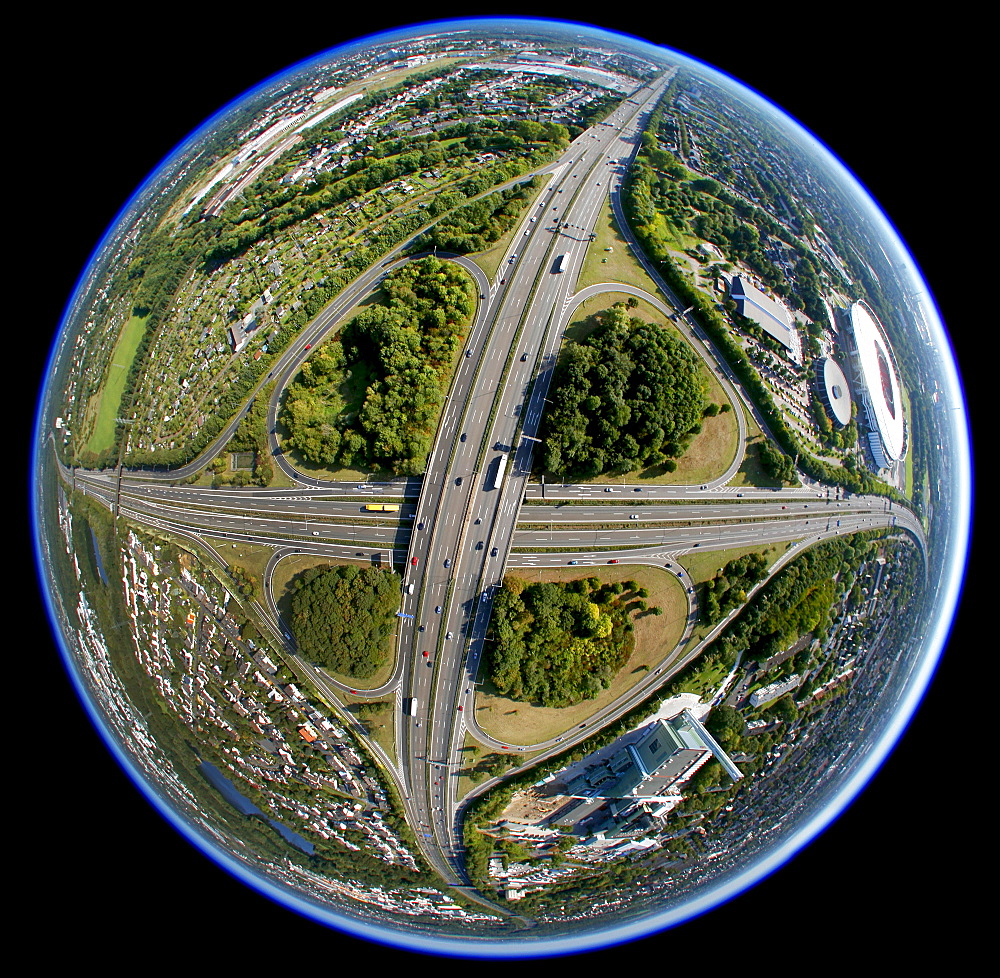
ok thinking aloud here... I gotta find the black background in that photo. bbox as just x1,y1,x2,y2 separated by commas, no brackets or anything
24,10,979,965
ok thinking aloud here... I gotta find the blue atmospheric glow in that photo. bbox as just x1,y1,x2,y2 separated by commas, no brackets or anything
34,15,971,960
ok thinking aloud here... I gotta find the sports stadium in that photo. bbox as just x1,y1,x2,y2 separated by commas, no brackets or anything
845,301,906,470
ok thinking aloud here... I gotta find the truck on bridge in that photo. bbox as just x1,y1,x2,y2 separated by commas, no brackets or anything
490,453,508,491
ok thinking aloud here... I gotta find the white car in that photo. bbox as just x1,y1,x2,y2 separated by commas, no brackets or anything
630,514,639,520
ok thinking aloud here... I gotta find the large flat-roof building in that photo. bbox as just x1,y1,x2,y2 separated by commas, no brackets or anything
561,710,742,804
730,275,800,361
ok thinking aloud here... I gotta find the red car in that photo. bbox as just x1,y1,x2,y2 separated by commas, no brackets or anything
304,343,312,350
411,557,418,565
608,559,619,564
422,650,429,658
457,705,463,711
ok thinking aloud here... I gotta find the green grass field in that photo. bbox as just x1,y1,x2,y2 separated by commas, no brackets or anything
577,197,660,294
84,313,149,455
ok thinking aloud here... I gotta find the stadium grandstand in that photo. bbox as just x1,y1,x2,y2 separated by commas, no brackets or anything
843,301,906,470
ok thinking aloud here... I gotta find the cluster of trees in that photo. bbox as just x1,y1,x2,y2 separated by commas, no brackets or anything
539,305,708,478
486,575,641,708
226,564,257,600
701,552,770,626
415,180,539,253
725,538,867,667
281,257,475,474
757,438,796,484
289,564,399,677
663,534,883,703
809,393,858,452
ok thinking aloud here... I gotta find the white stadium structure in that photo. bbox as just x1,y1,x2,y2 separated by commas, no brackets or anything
818,357,853,427
845,301,906,470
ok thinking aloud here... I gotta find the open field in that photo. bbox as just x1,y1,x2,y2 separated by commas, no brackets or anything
347,698,397,765
577,196,664,294
455,734,529,802
471,564,686,746
84,313,149,455
206,537,277,597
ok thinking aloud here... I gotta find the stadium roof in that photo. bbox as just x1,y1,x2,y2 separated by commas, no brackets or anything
821,357,853,426
849,302,905,463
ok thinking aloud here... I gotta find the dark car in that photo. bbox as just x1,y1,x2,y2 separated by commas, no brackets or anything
521,352,528,361
444,558,451,568
435,606,442,614
455,476,463,486
460,433,466,442
476,541,484,550
491,547,498,557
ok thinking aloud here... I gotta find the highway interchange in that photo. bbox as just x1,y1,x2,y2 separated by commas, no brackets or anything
64,69,926,900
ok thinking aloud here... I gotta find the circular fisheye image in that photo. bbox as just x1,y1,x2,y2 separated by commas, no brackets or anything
32,15,971,960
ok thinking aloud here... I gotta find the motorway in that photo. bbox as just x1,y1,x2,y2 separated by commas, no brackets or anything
62,68,926,904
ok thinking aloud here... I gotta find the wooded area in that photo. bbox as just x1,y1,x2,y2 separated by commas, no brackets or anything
486,574,649,707
280,257,475,474
289,564,400,677
539,304,708,478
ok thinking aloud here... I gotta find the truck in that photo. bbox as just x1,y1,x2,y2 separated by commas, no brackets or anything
490,453,508,491
365,503,400,512
405,697,418,717
554,253,566,273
